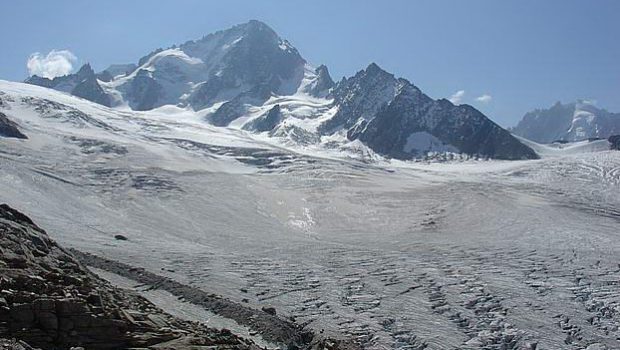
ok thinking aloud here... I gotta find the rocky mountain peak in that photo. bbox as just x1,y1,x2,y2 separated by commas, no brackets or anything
359,63,395,81
75,63,95,79
239,19,280,39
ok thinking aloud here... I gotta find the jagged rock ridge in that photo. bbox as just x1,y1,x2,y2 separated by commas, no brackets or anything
25,64,111,107
324,64,538,160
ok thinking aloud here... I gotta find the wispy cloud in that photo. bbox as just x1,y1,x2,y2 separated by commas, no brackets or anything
475,94,492,104
449,90,465,105
27,50,77,79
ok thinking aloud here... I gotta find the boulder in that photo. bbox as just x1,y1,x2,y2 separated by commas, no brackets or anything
0,113,27,139
261,306,277,316
609,135,620,150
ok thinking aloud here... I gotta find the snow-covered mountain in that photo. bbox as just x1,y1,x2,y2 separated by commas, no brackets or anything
24,20,537,160
512,100,620,143
324,63,537,160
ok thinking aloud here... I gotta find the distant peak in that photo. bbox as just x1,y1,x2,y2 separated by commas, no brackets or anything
76,63,95,77
315,65,332,80
316,64,329,73
366,62,383,73
245,19,271,29
363,62,394,79
235,20,277,36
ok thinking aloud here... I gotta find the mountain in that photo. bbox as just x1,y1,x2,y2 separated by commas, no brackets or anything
24,20,537,160
512,100,620,143
91,20,315,111
25,64,112,107
323,63,538,160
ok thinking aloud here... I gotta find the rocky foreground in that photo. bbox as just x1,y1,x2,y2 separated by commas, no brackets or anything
0,204,358,350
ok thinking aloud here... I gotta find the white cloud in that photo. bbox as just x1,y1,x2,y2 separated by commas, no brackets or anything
27,50,77,79
475,94,492,104
448,90,465,105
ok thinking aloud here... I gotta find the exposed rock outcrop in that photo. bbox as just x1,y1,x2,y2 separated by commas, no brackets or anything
609,135,620,150
0,112,27,139
242,105,282,132
306,65,334,97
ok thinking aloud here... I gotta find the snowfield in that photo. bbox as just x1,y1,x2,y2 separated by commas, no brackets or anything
1,80,619,349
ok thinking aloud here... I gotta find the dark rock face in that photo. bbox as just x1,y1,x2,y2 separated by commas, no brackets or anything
610,135,620,150
72,76,111,107
0,112,27,139
188,77,226,110
307,65,334,97
321,63,398,134
25,64,112,107
185,20,306,110
0,204,260,350
242,104,282,132
512,101,620,143
124,70,163,111
261,306,277,316
323,64,539,160
96,70,114,82
208,84,273,127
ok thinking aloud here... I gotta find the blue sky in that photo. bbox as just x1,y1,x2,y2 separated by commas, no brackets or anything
1,0,618,126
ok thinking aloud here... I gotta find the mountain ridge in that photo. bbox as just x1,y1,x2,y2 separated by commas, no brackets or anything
23,20,538,160
512,100,620,143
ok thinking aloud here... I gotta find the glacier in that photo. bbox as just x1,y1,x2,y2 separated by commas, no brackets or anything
1,79,620,349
